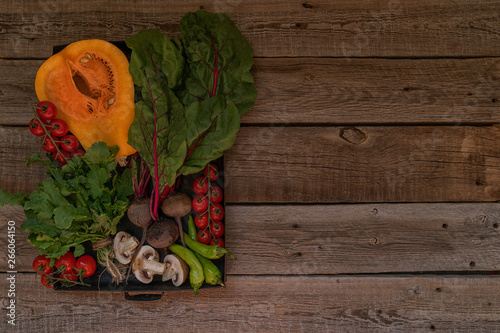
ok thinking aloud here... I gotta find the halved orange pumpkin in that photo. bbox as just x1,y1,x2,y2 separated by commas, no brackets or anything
35,39,136,158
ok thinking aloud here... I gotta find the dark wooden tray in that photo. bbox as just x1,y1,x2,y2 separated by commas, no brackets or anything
51,42,227,300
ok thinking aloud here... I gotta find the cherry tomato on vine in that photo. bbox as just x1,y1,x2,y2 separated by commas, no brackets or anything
41,135,59,153
60,134,79,152
29,118,46,136
75,255,97,278
194,212,209,229
210,221,225,238
53,150,70,165
32,254,51,275
49,118,69,137
193,176,208,194
70,149,86,158
210,237,225,248
36,101,58,121
204,164,219,181
192,194,209,213
41,274,54,288
54,251,76,273
59,269,78,282
210,203,224,221
197,229,211,244
210,186,223,204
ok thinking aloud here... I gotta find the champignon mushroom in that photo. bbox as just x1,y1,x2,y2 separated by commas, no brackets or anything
132,245,166,284
161,193,192,247
162,254,189,286
113,231,140,265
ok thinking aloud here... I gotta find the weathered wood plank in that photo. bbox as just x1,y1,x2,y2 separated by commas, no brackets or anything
225,126,500,203
1,274,499,332
1,0,500,58
3,58,500,126
4,203,500,274
0,127,47,195
225,204,500,274
2,126,500,202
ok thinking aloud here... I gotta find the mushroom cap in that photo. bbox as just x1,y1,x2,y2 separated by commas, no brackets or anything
162,254,189,286
132,245,166,284
113,231,139,265
161,193,192,218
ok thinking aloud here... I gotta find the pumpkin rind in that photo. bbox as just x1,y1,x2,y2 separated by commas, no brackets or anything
35,39,136,158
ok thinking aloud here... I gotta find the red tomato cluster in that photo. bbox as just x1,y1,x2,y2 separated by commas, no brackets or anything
28,101,85,165
192,164,225,247
32,252,97,288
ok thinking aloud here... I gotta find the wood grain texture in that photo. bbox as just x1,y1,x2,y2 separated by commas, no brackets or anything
4,203,500,274
1,0,500,58
225,204,500,274
3,57,500,126
1,274,499,332
2,126,500,203
225,126,500,203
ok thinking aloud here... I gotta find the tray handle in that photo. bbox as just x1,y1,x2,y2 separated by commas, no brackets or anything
124,292,164,301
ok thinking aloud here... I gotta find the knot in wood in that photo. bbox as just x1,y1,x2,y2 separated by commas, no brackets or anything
339,127,366,145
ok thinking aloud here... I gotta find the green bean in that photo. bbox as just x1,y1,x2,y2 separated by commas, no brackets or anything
168,243,204,294
183,232,237,260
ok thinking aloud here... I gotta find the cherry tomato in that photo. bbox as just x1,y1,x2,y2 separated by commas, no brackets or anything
210,237,225,248
193,176,208,194
74,255,97,278
192,194,209,213
197,229,211,244
210,221,225,237
41,273,54,288
41,135,59,153
204,164,219,181
210,186,223,204
52,150,70,165
59,269,78,282
60,134,79,152
36,101,58,121
32,254,51,274
70,149,86,158
29,118,46,136
210,203,224,221
54,251,76,273
49,118,69,137
194,212,209,229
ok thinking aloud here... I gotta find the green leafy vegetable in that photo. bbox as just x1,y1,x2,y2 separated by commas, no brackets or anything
180,10,257,114
126,30,188,219
20,142,133,259
126,10,257,190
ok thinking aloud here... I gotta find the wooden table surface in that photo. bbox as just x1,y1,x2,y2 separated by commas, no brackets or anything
2,1,500,331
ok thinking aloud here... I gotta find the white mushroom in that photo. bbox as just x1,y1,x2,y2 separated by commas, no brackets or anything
162,254,189,286
113,231,140,265
132,245,166,284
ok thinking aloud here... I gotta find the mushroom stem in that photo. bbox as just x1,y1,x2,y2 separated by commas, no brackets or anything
143,258,167,276
175,217,186,247
122,237,139,255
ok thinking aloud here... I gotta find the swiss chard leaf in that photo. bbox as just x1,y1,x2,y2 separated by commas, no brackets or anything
126,29,185,91
127,31,188,195
179,96,240,175
180,10,257,115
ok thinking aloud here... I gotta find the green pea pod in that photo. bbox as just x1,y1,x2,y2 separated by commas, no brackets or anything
168,244,204,294
194,252,225,286
187,215,197,240
183,232,237,260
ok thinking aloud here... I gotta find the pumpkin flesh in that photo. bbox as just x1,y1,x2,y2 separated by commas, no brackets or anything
35,39,136,158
